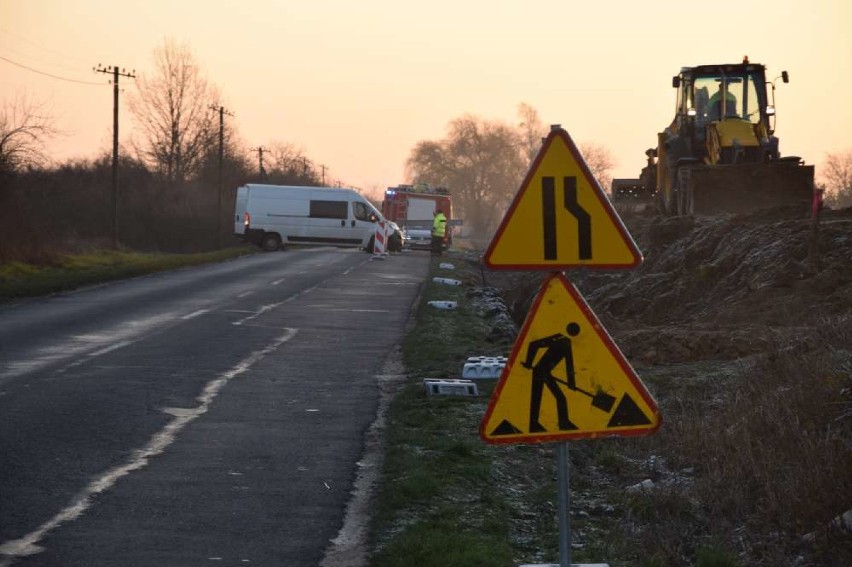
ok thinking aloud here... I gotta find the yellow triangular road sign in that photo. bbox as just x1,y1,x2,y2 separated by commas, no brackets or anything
480,273,661,444
485,126,642,270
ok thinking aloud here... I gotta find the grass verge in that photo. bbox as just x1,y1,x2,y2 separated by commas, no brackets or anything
0,247,256,302
370,253,852,566
369,253,519,567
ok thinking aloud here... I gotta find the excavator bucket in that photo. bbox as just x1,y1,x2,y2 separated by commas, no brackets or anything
678,161,814,216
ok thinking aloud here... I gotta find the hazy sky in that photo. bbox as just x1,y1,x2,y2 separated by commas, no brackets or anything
2,0,850,198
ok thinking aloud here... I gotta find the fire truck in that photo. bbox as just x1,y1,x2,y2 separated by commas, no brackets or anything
381,184,454,250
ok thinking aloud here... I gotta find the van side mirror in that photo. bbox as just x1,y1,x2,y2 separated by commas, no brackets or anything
782,70,789,83
672,76,681,88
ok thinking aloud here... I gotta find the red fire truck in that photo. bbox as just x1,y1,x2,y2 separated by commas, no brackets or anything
381,184,454,250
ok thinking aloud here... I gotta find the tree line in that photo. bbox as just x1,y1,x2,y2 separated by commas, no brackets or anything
404,103,615,239
9,36,847,264
0,40,338,262
1,36,621,262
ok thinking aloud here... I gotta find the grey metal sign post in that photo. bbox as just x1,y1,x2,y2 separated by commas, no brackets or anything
557,442,571,567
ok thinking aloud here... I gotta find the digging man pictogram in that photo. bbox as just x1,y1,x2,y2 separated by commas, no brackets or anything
521,321,619,433
521,322,581,432
480,273,659,443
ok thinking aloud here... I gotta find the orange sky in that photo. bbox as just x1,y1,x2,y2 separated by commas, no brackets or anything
2,0,850,200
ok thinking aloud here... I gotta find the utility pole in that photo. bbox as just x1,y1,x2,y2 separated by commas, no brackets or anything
255,146,268,179
319,163,328,186
209,105,234,248
94,64,135,249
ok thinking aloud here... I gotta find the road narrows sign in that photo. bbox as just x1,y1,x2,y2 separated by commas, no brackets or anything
485,126,642,270
480,273,661,444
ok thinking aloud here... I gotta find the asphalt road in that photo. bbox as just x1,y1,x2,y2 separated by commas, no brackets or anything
0,248,429,567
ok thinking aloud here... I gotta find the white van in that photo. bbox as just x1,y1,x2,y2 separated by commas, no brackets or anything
234,184,387,252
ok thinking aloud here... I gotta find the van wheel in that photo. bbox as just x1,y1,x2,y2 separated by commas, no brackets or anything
388,233,402,252
365,235,375,253
261,233,282,251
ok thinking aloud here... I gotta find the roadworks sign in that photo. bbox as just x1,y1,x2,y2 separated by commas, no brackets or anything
480,273,660,444
485,126,642,270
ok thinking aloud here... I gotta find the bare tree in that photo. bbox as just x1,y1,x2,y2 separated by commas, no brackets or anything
266,142,310,178
0,93,58,175
517,102,546,165
406,114,526,237
516,103,616,189
578,141,616,191
129,39,219,186
821,149,852,209
515,103,617,190
405,105,618,239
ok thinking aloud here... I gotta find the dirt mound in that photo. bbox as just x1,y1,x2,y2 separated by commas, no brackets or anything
485,206,852,363
474,206,852,565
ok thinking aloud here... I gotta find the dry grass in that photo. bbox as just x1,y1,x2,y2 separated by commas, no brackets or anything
630,316,852,565
480,265,852,565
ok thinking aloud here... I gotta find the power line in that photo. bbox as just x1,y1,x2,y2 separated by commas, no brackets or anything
0,25,92,65
0,54,103,85
0,31,93,80
0,42,77,74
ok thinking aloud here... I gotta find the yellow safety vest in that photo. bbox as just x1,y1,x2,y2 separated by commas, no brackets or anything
432,213,447,237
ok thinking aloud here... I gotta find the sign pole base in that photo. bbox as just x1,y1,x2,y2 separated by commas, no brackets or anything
558,442,570,567
518,444,610,567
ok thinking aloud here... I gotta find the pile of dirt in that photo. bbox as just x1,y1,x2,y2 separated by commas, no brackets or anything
484,206,852,364
472,205,852,565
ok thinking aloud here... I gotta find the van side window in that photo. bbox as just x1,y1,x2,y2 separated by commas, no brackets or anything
352,201,372,222
310,200,348,219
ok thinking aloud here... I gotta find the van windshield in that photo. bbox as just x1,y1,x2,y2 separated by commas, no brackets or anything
353,201,381,222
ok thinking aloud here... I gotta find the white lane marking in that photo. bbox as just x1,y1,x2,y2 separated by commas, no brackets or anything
232,302,285,326
271,279,286,286
88,341,132,357
181,309,210,320
0,314,174,384
232,283,321,326
341,257,371,277
237,291,254,298
0,328,298,564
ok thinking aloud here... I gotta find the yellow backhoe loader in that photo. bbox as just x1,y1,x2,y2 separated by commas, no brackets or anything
614,57,814,216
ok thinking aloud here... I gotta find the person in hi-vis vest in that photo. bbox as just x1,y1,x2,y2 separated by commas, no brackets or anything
431,208,447,256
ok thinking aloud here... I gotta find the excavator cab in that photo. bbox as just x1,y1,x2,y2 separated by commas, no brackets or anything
671,64,776,164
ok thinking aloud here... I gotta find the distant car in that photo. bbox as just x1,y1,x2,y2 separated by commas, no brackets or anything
404,226,432,250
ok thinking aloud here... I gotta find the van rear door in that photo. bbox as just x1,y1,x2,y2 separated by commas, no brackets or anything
234,186,249,235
